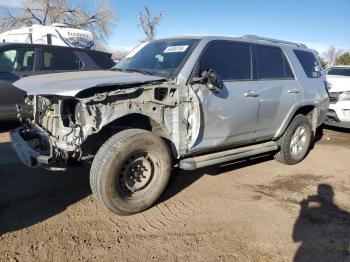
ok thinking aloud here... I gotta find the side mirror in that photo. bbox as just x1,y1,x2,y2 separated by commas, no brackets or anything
312,65,322,78
192,69,223,93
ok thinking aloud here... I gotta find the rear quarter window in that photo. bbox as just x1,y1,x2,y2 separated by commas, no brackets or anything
89,52,116,69
293,50,320,78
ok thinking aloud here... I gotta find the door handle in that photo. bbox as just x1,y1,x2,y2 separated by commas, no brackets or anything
244,90,259,97
287,89,301,94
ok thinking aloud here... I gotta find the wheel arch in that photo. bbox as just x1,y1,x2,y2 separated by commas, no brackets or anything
274,104,317,139
81,113,178,159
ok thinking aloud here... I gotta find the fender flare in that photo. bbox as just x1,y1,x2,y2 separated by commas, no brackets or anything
274,102,318,139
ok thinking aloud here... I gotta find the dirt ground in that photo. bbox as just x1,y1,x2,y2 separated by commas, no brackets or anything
0,123,349,262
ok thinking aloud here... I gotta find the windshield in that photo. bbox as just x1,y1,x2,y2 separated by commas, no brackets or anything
327,67,350,77
114,39,199,78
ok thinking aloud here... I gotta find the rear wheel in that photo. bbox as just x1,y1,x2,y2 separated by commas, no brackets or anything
274,114,312,165
90,129,171,215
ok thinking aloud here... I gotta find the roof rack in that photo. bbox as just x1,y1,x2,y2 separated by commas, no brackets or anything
243,35,308,48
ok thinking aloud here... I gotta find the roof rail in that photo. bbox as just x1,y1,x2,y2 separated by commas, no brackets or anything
243,35,308,48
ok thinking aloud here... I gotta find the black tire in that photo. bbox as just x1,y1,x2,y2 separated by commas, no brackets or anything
90,129,171,215
274,114,313,165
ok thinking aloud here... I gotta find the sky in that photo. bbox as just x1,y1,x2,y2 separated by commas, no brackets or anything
0,0,349,55
107,0,350,55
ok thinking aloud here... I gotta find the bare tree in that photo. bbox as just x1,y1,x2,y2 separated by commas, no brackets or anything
138,5,163,41
323,46,343,67
0,0,116,49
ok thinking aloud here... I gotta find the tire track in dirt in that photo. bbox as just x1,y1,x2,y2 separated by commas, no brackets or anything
108,190,204,234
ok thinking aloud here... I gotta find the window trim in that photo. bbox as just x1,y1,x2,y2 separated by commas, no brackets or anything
192,40,254,83
254,44,295,81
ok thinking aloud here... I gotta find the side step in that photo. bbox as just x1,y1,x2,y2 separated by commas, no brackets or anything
179,141,279,170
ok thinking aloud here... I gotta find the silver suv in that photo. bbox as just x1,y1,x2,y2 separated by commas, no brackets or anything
11,35,330,215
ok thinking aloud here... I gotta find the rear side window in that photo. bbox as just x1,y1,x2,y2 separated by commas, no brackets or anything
89,52,115,69
199,42,252,81
294,50,320,78
256,46,294,80
41,49,82,71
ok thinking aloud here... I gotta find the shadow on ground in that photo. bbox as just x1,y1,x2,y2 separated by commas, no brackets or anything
0,122,340,238
0,141,91,236
160,154,274,204
293,184,350,261
323,124,350,134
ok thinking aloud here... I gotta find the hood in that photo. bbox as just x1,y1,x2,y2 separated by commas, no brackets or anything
327,75,350,93
13,70,166,97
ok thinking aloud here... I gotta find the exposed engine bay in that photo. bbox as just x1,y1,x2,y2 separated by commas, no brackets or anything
19,80,199,164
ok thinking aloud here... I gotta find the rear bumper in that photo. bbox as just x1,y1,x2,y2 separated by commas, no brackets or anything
10,125,52,167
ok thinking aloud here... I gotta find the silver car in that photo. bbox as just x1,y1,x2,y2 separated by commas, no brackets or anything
11,35,329,215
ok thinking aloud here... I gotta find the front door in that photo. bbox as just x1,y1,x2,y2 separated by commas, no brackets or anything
189,41,260,153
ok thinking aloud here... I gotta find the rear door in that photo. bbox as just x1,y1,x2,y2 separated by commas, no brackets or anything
254,45,301,140
189,41,260,153
0,47,36,120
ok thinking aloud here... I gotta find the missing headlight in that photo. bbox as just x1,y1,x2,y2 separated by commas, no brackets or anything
61,99,85,127
74,102,86,126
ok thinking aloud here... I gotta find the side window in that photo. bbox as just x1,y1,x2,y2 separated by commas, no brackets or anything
89,52,115,69
0,49,35,72
294,50,320,78
199,42,252,81
21,50,35,71
256,46,294,79
0,49,18,72
41,49,82,71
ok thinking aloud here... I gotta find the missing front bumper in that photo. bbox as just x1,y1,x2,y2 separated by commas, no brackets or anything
10,126,52,167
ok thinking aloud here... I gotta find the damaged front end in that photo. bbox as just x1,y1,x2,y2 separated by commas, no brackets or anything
11,79,196,168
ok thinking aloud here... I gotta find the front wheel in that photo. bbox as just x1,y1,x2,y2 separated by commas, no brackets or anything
90,129,171,215
274,114,313,165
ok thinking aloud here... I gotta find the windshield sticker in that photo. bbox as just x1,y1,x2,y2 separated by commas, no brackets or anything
155,54,164,62
164,45,189,53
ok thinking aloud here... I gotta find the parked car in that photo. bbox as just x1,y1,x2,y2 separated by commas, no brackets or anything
11,35,329,215
0,42,115,121
325,65,350,128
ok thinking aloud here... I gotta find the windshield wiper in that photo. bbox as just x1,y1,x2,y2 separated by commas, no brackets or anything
111,68,156,76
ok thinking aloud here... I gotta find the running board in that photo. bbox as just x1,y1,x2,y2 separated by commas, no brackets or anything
179,141,279,170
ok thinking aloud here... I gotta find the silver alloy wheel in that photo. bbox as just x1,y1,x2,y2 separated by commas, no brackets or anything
290,126,307,156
